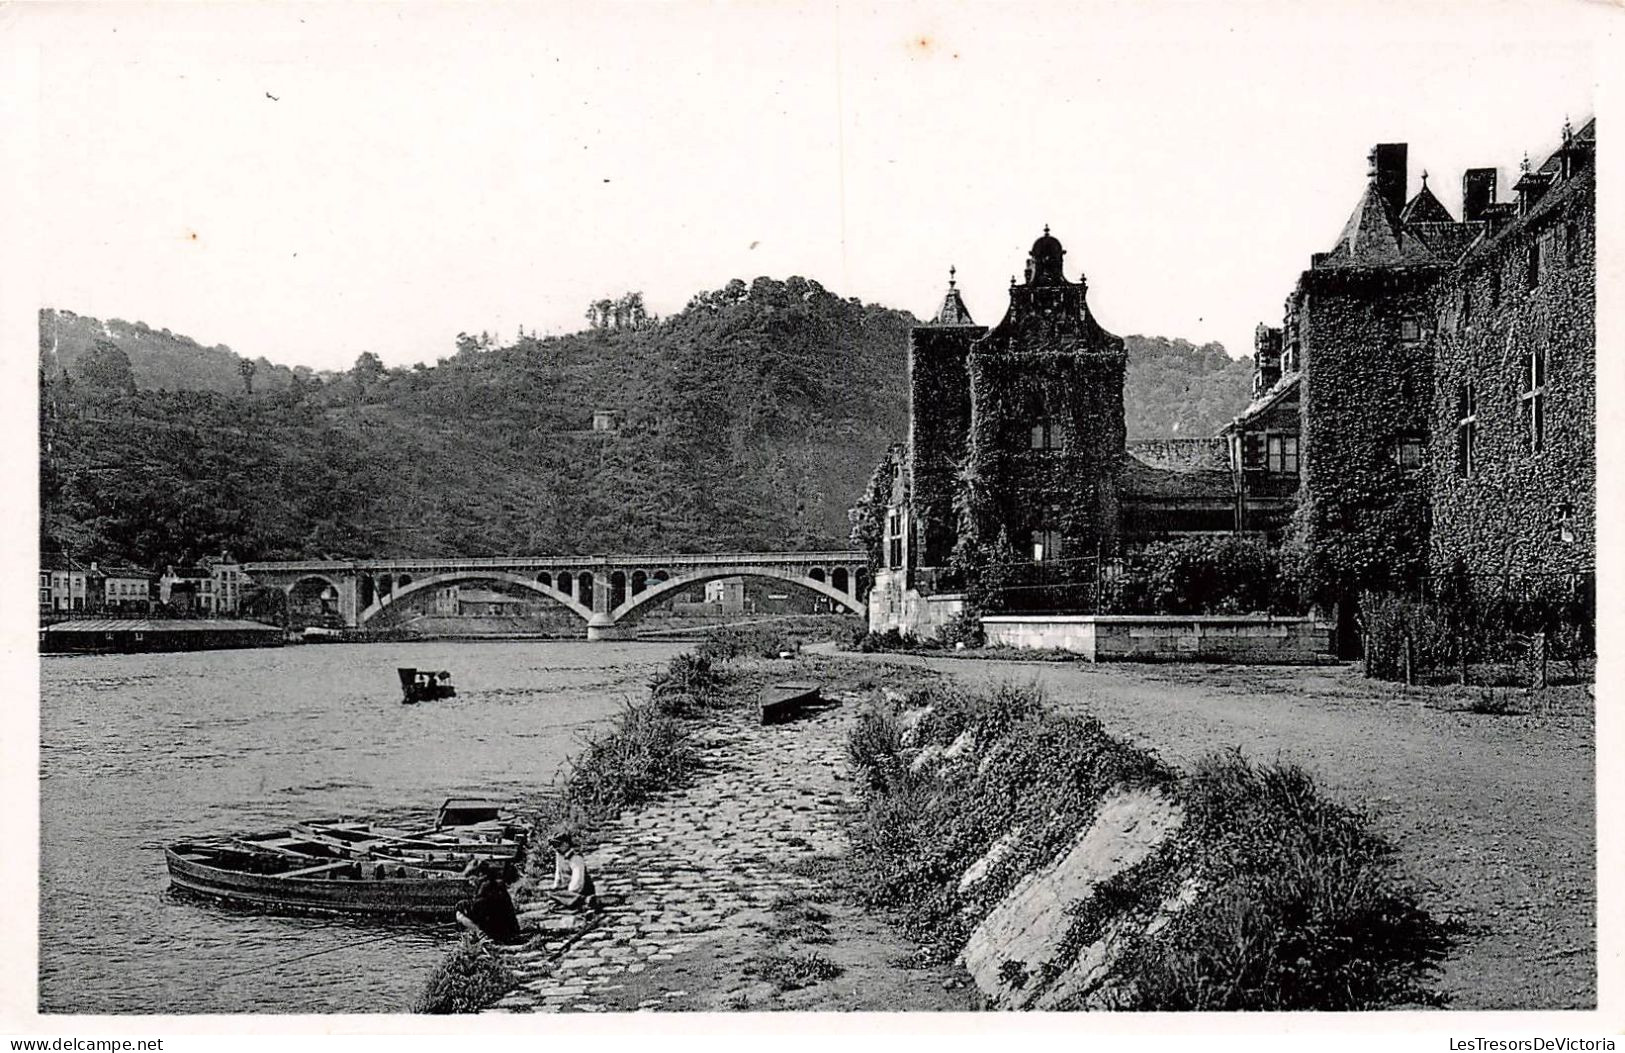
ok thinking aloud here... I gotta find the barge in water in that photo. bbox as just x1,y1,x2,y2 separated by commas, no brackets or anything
40,618,284,654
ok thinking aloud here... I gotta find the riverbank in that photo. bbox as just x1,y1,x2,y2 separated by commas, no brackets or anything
434,648,1591,1012
475,656,969,1012
841,652,1596,1010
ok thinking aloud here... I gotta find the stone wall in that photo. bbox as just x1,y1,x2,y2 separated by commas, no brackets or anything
980,613,1332,661
1428,169,1595,577
865,567,967,637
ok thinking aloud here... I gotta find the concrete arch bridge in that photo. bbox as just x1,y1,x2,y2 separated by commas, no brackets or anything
241,551,869,640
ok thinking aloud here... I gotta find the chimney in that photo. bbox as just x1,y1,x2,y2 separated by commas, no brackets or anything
1462,168,1497,223
1371,143,1408,219
1252,324,1283,397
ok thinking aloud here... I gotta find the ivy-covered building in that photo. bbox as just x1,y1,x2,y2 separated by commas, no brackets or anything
864,120,1593,640
1232,117,1594,647
865,229,1239,634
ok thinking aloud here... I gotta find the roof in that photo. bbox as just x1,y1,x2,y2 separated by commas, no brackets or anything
42,618,279,634
41,553,86,573
1457,117,1595,268
929,269,976,326
1220,371,1301,434
1119,453,1234,501
92,563,152,579
1400,180,1454,225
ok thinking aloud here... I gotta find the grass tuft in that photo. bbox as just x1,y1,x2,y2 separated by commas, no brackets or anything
412,934,518,1014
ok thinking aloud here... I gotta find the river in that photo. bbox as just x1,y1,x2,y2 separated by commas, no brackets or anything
37,639,688,1014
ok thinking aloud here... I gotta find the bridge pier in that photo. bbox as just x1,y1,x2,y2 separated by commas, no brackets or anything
585,568,635,640
586,619,638,641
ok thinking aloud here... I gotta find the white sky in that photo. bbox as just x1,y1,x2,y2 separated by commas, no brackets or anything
10,2,1607,370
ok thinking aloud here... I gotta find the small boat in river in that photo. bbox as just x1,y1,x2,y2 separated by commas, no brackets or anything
399,668,456,704
166,800,528,916
165,842,475,917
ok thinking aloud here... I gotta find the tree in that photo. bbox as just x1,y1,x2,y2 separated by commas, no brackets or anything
77,339,137,395
239,358,257,396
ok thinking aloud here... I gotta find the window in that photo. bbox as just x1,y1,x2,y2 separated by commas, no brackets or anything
1566,222,1579,267
1521,347,1547,452
1266,434,1299,474
1526,241,1541,290
1029,416,1056,451
1032,510,1062,563
1489,267,1501,308
1399,315,1421,344
1391,437,1425,472
1241,432,1266,470
1456,382,1478,478
885,510,904,569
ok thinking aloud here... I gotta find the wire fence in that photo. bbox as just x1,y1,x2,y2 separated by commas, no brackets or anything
1361,570,1594,687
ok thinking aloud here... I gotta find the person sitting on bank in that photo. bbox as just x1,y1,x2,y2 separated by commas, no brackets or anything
454,858,524,944
545,829,598,911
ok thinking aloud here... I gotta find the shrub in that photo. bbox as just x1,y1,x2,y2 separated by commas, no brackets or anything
1361,590,1457,682
1109,750,1452,1010
747,950,844,991
938,610,986,649
1109,536,1298,615
696,623,798,660
852,627,922,653
564,701,697,819
648,652,724,718
413,934,517,1013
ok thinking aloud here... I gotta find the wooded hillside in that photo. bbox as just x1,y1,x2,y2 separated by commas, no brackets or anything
39,293,1252,570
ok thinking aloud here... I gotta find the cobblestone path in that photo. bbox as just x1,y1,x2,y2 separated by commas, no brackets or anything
487,693,860,1013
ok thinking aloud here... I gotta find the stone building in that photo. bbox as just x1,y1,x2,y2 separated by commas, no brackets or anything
1428,121,1594,578
866,118,1593,641
1233,118,1594,633
868,229,1239,634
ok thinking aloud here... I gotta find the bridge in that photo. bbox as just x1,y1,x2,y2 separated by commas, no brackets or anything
241,551,870,639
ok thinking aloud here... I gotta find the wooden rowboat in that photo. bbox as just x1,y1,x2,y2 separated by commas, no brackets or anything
760,681,823,725
165,842,475,917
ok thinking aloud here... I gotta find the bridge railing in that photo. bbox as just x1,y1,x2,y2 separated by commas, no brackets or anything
244,551,866,574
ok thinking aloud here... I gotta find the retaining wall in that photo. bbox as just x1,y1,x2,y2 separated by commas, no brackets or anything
979,613,1331,662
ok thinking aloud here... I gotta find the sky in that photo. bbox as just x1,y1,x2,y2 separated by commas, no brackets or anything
8,1,1607,371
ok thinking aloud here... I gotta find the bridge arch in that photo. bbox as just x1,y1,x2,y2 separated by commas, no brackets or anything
610,566,865,625
356,570,592,626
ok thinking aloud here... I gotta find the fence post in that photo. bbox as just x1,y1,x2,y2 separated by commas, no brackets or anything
1458,628,1469,686
1362,631,1371,678
1532,631,1548,691
1403,633,1415,688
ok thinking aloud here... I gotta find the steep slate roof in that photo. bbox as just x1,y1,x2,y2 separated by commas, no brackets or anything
1322,179,1442,268
1400,179,1454,225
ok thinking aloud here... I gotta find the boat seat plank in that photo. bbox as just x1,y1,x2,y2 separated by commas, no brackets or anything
278,860,359,879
